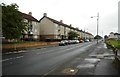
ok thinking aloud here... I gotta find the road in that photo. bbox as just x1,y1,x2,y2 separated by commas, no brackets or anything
2,42,96,75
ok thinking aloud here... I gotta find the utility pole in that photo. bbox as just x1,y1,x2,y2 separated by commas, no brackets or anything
91,12,99,44
97,13,99,44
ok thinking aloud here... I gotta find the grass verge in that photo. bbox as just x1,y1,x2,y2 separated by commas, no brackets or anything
105,39,120,49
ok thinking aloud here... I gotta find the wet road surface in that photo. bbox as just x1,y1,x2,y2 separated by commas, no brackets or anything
2,42,96,75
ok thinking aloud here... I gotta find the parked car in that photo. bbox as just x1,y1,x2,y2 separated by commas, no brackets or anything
74,40,79,44
64,40,69,45
59,40,69,46
84,39,89,42
79,40,84,43
59,40,66,46
68,40,72,44
71,40,76,44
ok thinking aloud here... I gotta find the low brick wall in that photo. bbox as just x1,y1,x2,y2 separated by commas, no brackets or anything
2,42,58,49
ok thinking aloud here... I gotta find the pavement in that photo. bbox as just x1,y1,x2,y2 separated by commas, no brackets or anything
48,41,120,75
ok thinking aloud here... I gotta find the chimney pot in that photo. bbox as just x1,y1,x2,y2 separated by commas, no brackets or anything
44,13,47,16
28,12,32,16
60,20,63,23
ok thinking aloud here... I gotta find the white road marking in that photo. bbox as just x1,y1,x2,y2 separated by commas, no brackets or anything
0,59,9,62
0,56,24,62
15,56,24,59
4,50,27,54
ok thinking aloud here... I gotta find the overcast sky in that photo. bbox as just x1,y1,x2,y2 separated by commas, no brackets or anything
1,0,120,37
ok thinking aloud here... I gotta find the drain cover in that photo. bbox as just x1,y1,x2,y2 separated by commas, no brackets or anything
62,68,78,75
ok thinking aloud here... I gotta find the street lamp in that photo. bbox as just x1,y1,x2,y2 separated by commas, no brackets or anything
91,13,99,44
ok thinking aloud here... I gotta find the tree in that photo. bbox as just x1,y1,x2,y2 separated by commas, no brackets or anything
2,3,27,39
68,31,79,40
104,35,108,40
94,35,102,39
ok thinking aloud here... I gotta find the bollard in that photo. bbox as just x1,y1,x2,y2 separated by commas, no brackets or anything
115,48,118,56
112,47,118,56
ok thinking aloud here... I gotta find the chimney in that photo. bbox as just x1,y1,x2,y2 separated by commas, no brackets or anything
60,20,63,23
76,27,79,30
70,24,72,27
43,13,47,16
28,12,32,16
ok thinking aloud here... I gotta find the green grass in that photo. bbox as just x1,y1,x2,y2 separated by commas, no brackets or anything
106,39,120,49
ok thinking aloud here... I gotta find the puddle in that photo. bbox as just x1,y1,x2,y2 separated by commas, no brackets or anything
77,64,95,68
89,54,104,59
36,48,41,49
89,55,97,58
85,58,100,64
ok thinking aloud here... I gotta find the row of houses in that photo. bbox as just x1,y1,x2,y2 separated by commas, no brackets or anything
21,12,94,41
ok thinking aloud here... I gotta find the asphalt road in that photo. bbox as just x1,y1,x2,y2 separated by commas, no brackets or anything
2,42,96,75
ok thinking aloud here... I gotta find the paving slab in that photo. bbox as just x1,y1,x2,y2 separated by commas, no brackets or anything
94,59,119,75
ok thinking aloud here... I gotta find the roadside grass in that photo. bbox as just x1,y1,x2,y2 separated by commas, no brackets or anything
105,39,120,49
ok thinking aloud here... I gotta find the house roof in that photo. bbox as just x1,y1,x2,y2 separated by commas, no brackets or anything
114,33,120,35
39,16,80,31
85,32,93,35
21,12,39,22
39,15,93,35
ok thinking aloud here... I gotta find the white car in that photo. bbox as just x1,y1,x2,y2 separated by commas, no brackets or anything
59,40,66,46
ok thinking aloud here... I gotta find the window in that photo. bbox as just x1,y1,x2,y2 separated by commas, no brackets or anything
58,29,60,32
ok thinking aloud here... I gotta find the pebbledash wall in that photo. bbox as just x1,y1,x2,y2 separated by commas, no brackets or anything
39,17,56,39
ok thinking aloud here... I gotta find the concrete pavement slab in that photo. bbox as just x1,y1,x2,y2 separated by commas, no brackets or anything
94,59,119,75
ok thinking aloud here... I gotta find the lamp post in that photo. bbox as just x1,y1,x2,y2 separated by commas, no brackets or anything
91,13,99,44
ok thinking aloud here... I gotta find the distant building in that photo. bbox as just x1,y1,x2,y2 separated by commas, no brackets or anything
109,32,117,39
108,32,120,40
114,33,120,40
118,1,120,33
